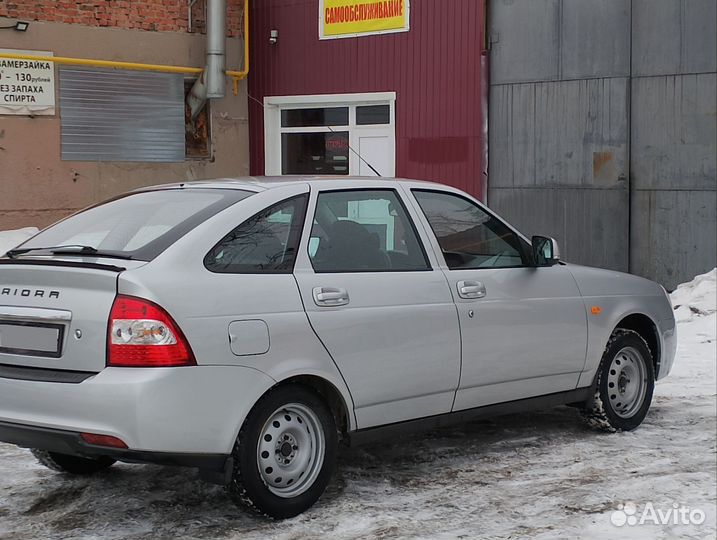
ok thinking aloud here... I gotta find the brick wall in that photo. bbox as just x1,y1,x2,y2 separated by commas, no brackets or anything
0,0,244,36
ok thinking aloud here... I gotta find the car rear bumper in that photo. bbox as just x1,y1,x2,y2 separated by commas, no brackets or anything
0,365,277,455
0,419,228,470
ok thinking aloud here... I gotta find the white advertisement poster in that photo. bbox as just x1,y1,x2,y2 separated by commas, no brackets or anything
0,49,56,116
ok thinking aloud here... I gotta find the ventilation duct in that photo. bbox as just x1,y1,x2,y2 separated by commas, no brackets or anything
188,0,226,118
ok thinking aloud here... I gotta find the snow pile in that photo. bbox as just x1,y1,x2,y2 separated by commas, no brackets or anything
670,268,717,323
659,267,717,403
0,227,39,257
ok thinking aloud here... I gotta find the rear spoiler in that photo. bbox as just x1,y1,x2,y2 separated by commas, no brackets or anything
0,259,126,273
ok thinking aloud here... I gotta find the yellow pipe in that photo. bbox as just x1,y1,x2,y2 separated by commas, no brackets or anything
0,52,204,75
0,0,249,94
236,0,250,94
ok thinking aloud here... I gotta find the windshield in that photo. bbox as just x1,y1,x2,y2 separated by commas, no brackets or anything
18,188,253,261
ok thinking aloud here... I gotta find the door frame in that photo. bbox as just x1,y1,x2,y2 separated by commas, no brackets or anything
400,185,588,409
291,179,461,428
263,92,397,176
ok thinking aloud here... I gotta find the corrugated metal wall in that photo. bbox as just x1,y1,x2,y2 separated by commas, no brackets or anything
59,67,185,162
248,0,488,200
488,0,632,274
629,0,717,288
488,0,716,289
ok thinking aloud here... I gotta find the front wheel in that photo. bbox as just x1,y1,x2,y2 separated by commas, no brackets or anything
582,329,655,432
227,385,337,519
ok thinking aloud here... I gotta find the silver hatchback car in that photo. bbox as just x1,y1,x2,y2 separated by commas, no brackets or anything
0,177,676,518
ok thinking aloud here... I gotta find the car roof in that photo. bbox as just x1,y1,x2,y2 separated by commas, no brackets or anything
140,176,448,192
136,176,531,244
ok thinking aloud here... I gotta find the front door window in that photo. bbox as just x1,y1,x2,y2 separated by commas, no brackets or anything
413,190,527,269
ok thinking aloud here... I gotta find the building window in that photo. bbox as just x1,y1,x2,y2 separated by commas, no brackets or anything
265,93,396,177
281,107,349,127
282,131,349,175
356,105,390,125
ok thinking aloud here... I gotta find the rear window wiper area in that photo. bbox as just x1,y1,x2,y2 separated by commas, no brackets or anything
6,245,134,260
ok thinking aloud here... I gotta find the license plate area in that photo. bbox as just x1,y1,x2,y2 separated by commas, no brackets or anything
0,321,64,358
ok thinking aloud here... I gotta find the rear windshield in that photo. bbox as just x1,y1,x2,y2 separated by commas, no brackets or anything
20,188,253,261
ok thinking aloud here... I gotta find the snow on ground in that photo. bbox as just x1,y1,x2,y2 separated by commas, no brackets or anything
0,228,39,257
0,268,715,539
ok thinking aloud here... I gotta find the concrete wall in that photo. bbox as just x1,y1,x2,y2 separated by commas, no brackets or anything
488,0,716,289
0,18,249,230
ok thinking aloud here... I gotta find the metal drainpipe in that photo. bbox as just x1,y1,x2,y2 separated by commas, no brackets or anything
205,0,227,98
188,0,226,118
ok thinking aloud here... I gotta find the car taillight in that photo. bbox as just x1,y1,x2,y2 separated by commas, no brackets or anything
107,295,196,367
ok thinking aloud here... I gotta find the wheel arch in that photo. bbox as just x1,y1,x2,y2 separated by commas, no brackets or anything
272,374,353,440
613,313,661,379
234,371,355,446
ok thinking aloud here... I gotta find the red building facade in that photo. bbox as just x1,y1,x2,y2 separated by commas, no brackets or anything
248,0,489,200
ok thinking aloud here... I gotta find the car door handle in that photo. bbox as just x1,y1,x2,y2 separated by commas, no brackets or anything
457,280,486,299
313,287,350,307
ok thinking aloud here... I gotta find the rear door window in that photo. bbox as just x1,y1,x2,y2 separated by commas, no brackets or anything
18,189,252,261
309,190,430,273
204,195,309,274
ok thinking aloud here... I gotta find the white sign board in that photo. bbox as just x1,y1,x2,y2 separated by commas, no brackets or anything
0,49,55,116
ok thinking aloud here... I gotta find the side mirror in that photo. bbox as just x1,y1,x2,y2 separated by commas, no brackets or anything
532,235,561,267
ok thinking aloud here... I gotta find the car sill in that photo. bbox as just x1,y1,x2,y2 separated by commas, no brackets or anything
347,388,592,447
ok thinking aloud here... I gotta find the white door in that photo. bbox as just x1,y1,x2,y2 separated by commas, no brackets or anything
357,134,391,176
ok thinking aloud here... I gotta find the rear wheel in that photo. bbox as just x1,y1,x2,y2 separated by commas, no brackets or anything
31,449,116,475
582,329,655,432
227,385,337,519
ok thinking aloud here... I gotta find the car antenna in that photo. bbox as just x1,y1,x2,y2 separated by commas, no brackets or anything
247,93,382,177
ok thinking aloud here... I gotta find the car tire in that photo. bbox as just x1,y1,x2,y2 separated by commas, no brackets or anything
31,449,116,475
227,384,337,519
582,329,655,432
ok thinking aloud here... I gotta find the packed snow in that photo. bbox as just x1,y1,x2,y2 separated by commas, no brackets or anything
0,258,715,539
0,228,39,257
